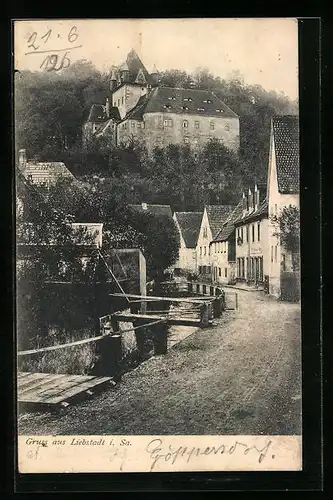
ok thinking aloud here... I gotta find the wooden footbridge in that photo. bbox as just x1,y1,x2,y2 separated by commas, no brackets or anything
17,280,231,413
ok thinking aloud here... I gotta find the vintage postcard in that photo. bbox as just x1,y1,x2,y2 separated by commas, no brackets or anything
14,18,302,474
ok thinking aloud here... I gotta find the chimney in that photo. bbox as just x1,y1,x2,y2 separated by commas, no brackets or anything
142,202,148,210
150,64,159,86
242,191,247,216
18,149,27,170
254,184,259,211
105,98,110,118
248,188,253,212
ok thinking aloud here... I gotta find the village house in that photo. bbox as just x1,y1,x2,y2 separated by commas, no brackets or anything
83,49,240,154
233,184,269,287
18,149,74,187
196,205,234,277
173,211,203,273
209,202,243,285
266,115,299,299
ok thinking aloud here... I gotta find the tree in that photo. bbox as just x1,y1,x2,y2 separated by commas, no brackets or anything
271,205,300,271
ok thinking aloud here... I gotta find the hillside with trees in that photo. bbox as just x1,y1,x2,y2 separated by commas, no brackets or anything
15,60,298,210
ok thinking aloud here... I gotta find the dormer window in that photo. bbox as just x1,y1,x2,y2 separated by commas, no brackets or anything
203,99,212,103
167,96,176,100
184,97,193,102
197,107,205,111
182,106,189,111
163,104,172,109
183,120,188,128
216,109,223,113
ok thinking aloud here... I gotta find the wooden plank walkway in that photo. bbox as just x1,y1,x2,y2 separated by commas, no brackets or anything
18,372,115,412
109,292,207,305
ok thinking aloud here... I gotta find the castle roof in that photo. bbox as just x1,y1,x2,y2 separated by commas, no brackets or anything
271,115,299,194
174,212,203,248
121,86,239,122
87,104,121,124
205,205,235,238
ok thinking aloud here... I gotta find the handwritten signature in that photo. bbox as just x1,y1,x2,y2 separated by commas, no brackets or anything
146,438,273,471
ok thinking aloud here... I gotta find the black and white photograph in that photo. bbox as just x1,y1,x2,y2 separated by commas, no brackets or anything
14,18,302,473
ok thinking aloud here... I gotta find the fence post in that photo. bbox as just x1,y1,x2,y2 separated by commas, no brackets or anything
207,301,213,320
98,334,122,381
154,321,168,355
200,303,209,327
235,292,238,310
213,297,222,318
133,319,146,359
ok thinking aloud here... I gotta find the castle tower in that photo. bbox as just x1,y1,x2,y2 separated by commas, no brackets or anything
119,62,131,83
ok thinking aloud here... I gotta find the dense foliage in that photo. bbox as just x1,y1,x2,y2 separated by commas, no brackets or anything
15,60,298,211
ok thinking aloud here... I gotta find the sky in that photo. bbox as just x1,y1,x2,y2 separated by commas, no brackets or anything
14,18,299,100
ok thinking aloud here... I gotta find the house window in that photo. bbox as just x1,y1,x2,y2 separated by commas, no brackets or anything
246,225,249,242
271,246,274,262
275,245,278,262
194,138,198,145
122,96,124,105
200,247,202,257
224,242,227,253
219,268,221,277
210,121,215,130
252,224,255,242
195,121,200,129
225,124,230,131
183,120,188,128
275,204,278,215
225,268,228,277
184,137,190,144
257,222,260,241
118,99,120,107
131,121,135,128
204,246,206,256
168,119,173,127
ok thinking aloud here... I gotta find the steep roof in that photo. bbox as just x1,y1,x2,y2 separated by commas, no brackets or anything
174,212,203,248
87,104,107,122
129,204,173,218
144,86,238,118
120,86,238,122
88,105,121,124
206,205,235,238
126,49,153,85
272,115,299,194
213,202,243,242
234,198,268,225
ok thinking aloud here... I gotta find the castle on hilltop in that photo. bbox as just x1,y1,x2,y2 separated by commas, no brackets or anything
83,49,240,154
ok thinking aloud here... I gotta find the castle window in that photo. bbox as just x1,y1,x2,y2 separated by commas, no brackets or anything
195,121,200,129
183,120,188,128
210,121,215,130
225,124,230,131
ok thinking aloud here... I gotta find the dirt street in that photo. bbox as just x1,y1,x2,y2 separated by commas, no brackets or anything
18,290,301,435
